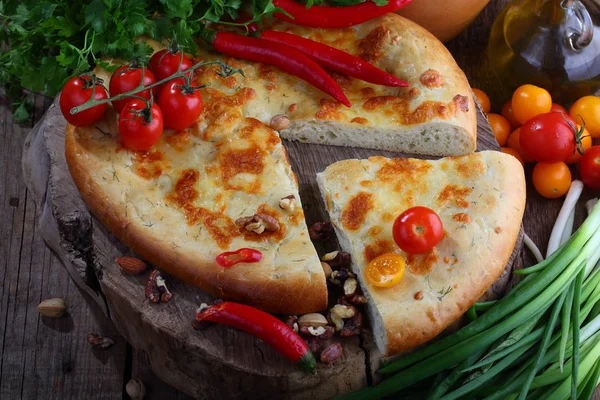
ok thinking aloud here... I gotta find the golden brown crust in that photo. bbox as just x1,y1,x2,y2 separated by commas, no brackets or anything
317,151,526,355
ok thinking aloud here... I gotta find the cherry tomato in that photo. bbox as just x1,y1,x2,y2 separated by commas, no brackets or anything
579,146,600,189
149,48,193,81
110,65,157,113
532,162,571,199
501,101,520,129
507,128,534,163
512,84,552,124
472,88,491,114
570,96,600,138
550,103,568,114
365,253,406,288
501,147,524,166
59,75,108,127
157,78,203,131
488,113,511,146
519,112,577,163
118,99,164,151
565,125,592,164
392,206,444,254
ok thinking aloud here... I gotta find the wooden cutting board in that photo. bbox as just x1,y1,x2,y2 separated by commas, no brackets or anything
22,99,522,399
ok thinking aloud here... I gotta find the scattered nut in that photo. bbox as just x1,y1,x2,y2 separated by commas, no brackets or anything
414,291,424,300
347,293,368,305
300,325,335,339
279,195,296,212
329,304,356,332
305,336,327,356
115,256,147,275
297,313,328,329
284,316,299,333
308,326,326,336
87,333,115,349
309,221,333,241
38,298,67,318
343,278,358,297
145,270,172,303
126,378,146,399
327,251,352,269
321,251,339,262
320,342,343,364
329,268,356,286
340,311,362,337
270,114,291,131
321,262,333,279
236,213,280,234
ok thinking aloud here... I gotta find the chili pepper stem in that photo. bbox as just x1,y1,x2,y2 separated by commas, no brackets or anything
298,352,318,375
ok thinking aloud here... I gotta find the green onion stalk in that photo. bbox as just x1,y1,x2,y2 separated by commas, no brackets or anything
339,191,600,400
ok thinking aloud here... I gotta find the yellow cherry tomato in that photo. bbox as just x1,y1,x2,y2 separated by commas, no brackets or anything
512,84,552,124
569,96,600,138
532,162,572,199
472,88,491,114
565,125,592,164
501,147,524,166
488,113,511,146
365,253,406,288
501,101,521,129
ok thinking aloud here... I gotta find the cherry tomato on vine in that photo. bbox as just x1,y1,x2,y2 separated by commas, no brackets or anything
392,206,444,254
570,96,600,138
501,101,520,129
565,125,592,164
59,75,108,127
519,112,579,163
532,162,571,199
579,146,600,189
157,78,203,131
512,84,552,124
118,99,164,151
365,253,406,288
149,48,193,82
110,65,157,113
472,88,491,114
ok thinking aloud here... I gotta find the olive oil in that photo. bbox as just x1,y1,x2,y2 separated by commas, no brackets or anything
488,0,600,104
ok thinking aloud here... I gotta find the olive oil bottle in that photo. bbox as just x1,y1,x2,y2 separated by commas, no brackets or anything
488,0,600,104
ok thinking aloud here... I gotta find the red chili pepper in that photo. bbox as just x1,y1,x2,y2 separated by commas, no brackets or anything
216,248,263,267
272,0,414,29
260,30,409,88
195,302,317,373
200,30,351,107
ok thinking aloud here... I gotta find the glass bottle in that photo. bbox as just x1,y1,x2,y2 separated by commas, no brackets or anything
488,0,600,104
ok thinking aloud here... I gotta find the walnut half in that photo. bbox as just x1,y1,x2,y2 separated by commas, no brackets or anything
235,213,280,234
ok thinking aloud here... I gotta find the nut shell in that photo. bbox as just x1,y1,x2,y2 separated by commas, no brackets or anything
116,257,147,275
38,298,67,318
126,378,146,399
297,313,328,328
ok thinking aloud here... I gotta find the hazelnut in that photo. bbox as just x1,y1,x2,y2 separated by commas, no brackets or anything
115,256,147,275
279,195,296,212
297,313,328,329
270,114,291,131
126,378,146,399
321,262,333,279
38,298,67,318
329,304,356,332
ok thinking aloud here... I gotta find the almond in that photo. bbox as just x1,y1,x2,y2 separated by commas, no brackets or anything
38,298,67,318
116,256,147,275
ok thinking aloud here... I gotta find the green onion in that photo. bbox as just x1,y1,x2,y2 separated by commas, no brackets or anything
571,269,584,399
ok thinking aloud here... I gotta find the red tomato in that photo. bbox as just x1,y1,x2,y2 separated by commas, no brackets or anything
550,103,568,114
392,206,444,254
59,75,108,127
579,146,600,189
110,65,157,113
157,79,203,131
519,112,578,163
149,49,193,81
118,100,164,151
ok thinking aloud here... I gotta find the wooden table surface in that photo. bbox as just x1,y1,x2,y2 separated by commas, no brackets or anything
1,1,598,398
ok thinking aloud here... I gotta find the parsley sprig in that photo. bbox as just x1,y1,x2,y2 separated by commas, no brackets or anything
0,0,277,121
